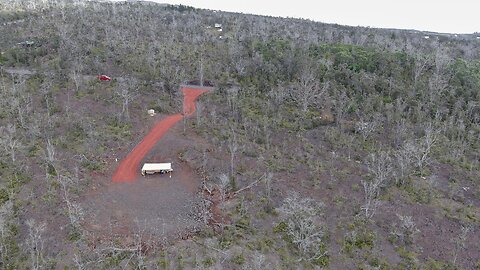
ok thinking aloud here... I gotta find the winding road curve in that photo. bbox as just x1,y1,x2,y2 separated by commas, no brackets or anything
112,87,208,183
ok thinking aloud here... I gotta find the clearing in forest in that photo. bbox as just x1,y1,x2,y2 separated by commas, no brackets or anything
83,86,209,241
112,87,208,183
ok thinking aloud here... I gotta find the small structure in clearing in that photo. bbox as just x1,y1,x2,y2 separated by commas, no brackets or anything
148,109,156,116
141,163,173,176
17,41,35,47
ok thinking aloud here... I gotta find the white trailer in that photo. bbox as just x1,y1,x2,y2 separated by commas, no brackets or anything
141,163,173,176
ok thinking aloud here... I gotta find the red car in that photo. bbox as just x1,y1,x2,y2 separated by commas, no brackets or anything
97,75,112,81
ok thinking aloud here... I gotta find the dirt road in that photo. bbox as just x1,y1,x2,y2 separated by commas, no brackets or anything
112,87,208,182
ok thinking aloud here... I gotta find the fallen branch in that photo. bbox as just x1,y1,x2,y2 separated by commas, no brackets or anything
211,222,234,228
99,247,140,253
231,174,265,197
202,181,213,195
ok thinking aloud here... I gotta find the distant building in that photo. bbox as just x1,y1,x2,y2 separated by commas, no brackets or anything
214,23,222,28
424,36,430,39
17,41,35,47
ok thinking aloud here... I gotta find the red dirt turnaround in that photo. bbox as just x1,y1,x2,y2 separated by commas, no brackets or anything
112,87,208,183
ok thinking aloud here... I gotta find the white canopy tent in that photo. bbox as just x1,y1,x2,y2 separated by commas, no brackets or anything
141,163,173,176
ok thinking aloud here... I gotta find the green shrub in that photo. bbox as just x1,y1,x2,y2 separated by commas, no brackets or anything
105,252,128,268
273,221,287,233
424,258,461,270
67,227,82,242
81,159,104,171
311,244,329,267
103,118,132,141
177,253,185,270
0,188,9,205
6,171,31,192
401,179,436,204
253,237,274,252
231,253,245,265
26,142,42,157
343,226,376,255
157,251,168,269
396,247,419,270
202,257,215,267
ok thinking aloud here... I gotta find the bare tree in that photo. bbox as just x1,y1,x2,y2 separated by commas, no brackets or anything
45,139,56,165
40,79,55,129
362,152,393,219
412,54,432,85
433,46,452,75
3,77,32,130
392,117,409,148
226,87,239,119
71,59,84,93
262,116,271,150
267,85,288,107
332,89,350,129
199,58,204,87
246,251,269,270
43,139,57,184
366,151,393,186
196,100,203,126
427,72,449,105
145,42,159,78
0,200,14,266
217,174,230,203
193,185,213,226
0,124,20,162
115,80,138,121
277,192,327,262
391,214,419,246
291,70,328,113
452,225,472,265
57,175,84,230
25,219,46,270
355,116,378,141
393,146,414,186
227,127,238,178
410,123,440,175
263,172,273,200
15,93,33,130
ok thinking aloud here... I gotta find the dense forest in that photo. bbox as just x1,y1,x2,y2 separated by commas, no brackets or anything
0,0,479,269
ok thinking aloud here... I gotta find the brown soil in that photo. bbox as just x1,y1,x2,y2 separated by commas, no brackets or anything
82,86,209,244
